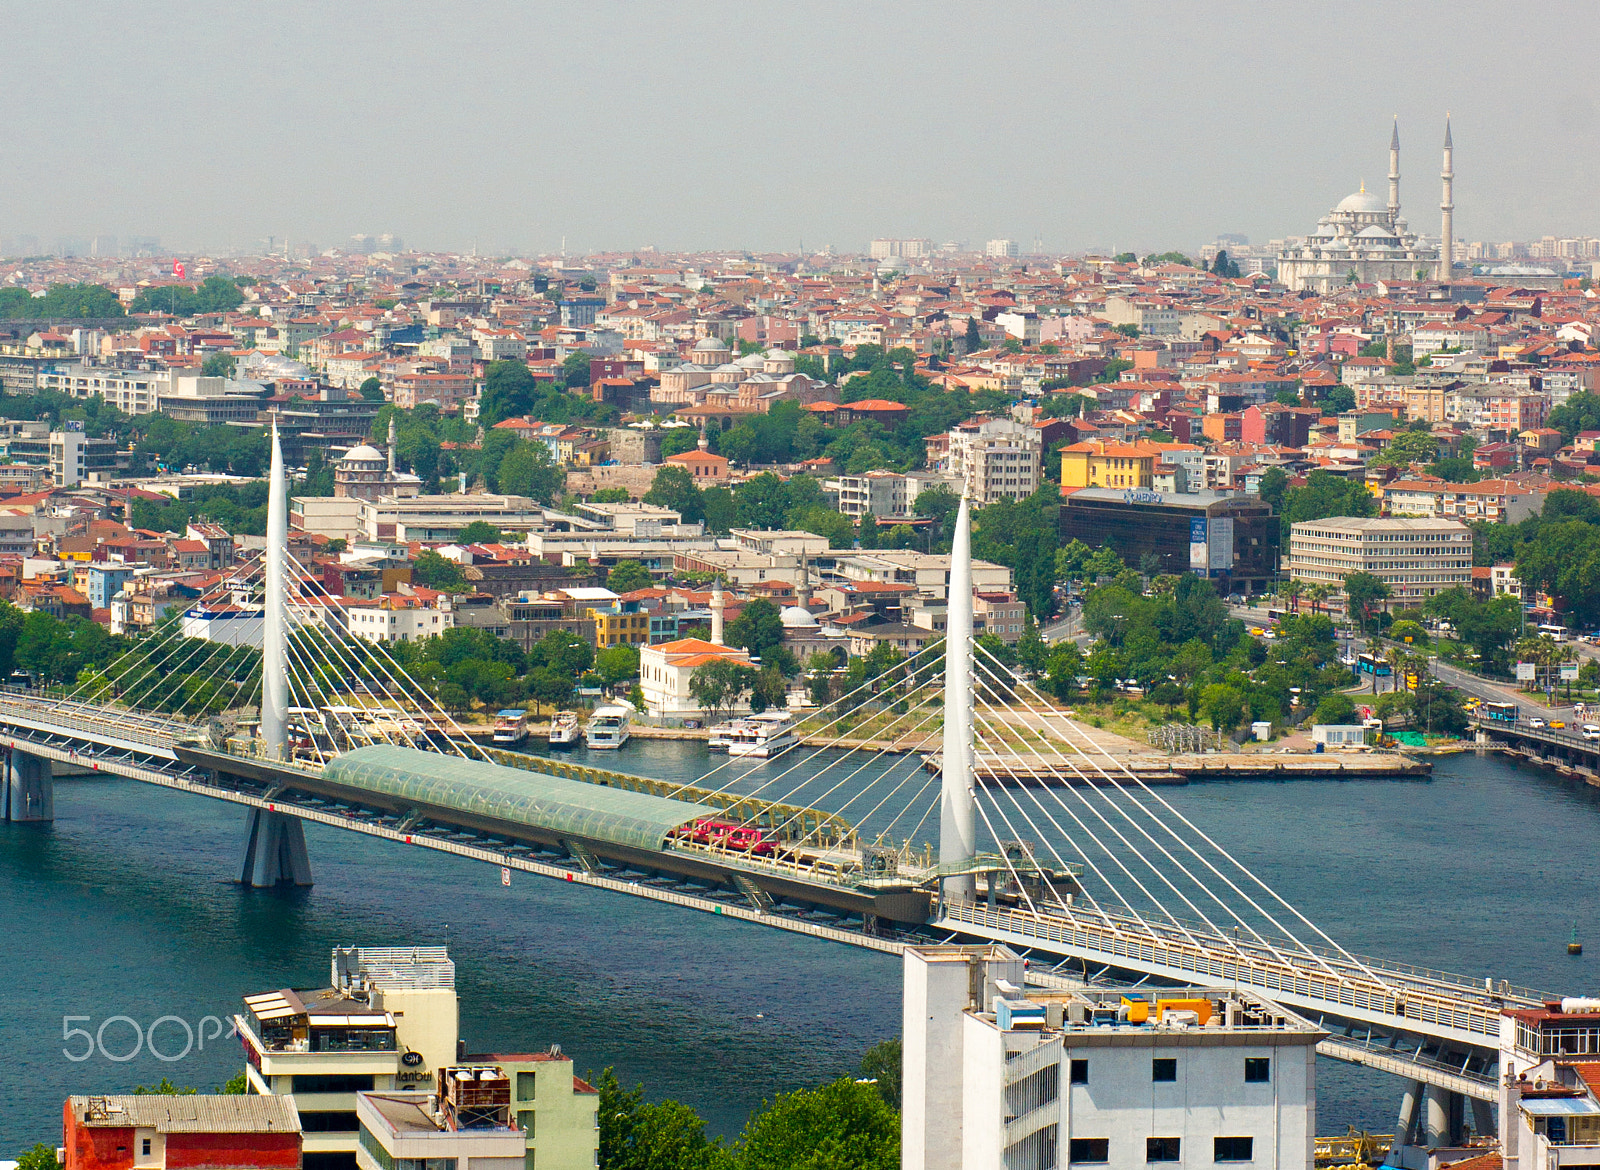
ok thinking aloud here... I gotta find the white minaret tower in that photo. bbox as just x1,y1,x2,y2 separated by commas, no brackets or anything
938,494,977,903
1387,117,1401,224
1439,116,1454,282
387,415,397,475
710,577,725,645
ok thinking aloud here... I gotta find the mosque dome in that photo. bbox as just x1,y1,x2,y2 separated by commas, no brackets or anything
780,604,819,629
1335,188,1387,214
693,337,730,352
343,444,385,464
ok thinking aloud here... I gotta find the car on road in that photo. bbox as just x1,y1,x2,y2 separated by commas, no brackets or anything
1583,724,1600,741
1250,627,1265,636
1551,720,1567,729
1529,717,1547,729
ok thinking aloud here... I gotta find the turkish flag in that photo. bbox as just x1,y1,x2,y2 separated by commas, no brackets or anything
173,261,185,279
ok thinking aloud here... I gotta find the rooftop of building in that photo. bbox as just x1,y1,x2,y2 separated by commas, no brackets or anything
68,1095,301,1133
1290,515,1472,533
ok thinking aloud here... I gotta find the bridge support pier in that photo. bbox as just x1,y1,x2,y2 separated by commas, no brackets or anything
1423,1084,1451,1148
1470,1096,1495,1140
1393,1081,1421,1149
240,809,312,887
2,748,52,822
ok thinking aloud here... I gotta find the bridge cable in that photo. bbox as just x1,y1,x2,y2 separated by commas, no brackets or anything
741,686,949,843
970,652,1320,975
968,773,1041,917
657,639,948,802
969,711,1211,954
978,642,1401,995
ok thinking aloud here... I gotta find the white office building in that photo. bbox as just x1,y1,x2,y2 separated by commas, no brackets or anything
903,945,1323,1170
1287,516,1473,609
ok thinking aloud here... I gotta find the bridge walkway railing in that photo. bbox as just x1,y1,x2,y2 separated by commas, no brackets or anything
940,902,1517,1042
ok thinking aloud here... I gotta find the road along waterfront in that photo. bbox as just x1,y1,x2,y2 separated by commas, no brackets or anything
2,737,1595,1146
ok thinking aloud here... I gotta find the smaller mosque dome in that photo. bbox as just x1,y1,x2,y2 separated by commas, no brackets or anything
1335,188,1387,214
693,337,730,352
343,444,385,463
781,604,819,628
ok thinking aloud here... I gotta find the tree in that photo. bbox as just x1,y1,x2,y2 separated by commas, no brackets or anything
1342,571,1391,633
644,465,705,524
1550,391,1600,442
1370,430,1438,469
1313,692,1356,725
737,1078,899,1170
857,512,881,549
591,487,632,503
1321,384,1356,414
595,644,641,687
200,353,236,378
1211,250,1241,278
726,598,785,661
478,359,540,426
964,316,981,352
497,441,565,504
749,665,787,714
359,376,386,402
607,561,654,593
562,349,593,388
1517,519,1600,625
858,1038,902,1110
789,505,854,548
659,428,702,459
1200,683,1246,733
412,550,466,592
457,521,503,544
1273,387,1300,406
17,1146,56,1170
688,658,755,719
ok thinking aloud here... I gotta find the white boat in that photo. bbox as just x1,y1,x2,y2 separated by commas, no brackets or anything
585,705,631,749
492,709,529,747
726,711,798,759
548,711,581,747
707,720,742,752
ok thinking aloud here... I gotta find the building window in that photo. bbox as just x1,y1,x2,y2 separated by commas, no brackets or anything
141,1140,151,1156
1146,1137,1180,1162
1215,1136,1254,1162
518,1071,537,1100
519,1110,535,1136
1068,1137,1109,1164
1244,1057,1270,1083
1069,1058,1089,1085
1152,1058,1176,1082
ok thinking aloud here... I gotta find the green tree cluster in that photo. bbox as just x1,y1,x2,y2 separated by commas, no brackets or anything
0,283,125,318
129,276,245,316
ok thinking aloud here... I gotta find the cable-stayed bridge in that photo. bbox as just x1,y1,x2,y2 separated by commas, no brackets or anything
0,425,1549,1134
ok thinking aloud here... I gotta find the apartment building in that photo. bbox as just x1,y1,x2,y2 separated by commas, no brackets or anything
1383,478,1543,524
1287,516,1472,608
941,416,1042,505
833,469,959,519
902,945,1322,1170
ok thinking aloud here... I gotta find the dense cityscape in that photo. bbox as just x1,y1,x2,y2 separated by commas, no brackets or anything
14,8,1600,1170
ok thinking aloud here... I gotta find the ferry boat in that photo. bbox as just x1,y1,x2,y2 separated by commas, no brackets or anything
726,711,798,759
492,709,529,747
585,705,632,749
548,711,581,747
707,719,742,752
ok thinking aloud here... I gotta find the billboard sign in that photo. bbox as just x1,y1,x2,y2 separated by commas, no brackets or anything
1189,517,1208,571
1207,516,1235,577
1516,661,1536,681
1562,663,1580,681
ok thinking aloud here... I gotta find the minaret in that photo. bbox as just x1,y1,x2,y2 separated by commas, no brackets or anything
1439,117,1454,282
387,415,397,475
1387,117,1401,224
796,553,812,609
710,577,725,645
697,422,709,452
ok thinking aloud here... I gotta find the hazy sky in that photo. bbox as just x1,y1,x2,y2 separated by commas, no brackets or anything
8,1,1599,256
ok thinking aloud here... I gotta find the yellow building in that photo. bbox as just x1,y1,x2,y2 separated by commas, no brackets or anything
589,607,650,648
1059,440,1165,490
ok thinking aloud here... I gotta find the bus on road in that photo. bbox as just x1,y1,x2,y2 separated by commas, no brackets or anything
1481,701,1519,723
1356,653,1392,677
